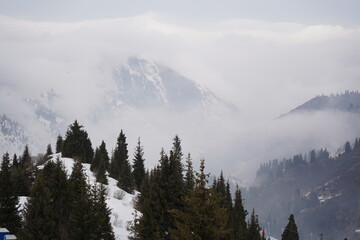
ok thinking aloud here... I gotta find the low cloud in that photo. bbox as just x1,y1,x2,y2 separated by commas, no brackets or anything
0,13,359,182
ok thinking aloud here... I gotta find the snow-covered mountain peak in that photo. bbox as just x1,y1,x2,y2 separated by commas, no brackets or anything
111,57,220,110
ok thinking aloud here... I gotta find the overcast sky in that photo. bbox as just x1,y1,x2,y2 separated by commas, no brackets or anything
1,0,360,25
0,0,360,180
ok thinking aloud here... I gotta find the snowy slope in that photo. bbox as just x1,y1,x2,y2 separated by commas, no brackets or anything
40,154,138,240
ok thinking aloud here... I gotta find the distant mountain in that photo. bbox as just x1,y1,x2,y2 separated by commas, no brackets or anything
25,89,66,135
0,114,30,155
110,57,221,110
246,139,360,240
286,91,360,115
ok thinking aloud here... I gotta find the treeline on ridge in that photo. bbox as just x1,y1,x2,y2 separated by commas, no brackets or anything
0,120,299,240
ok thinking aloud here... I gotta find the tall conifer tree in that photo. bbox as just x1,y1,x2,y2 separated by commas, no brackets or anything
132,137,146,191
68,160,96,240
281,214,299,240
92,184,115,240
184,153,195,193
247,209,263,240
0,153,21,234
56,134,63,153
62,120,94,163
233,185,247,240
170,159,229,240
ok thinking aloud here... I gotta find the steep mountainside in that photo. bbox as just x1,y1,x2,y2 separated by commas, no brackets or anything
246,142,360,240
111,57,219,110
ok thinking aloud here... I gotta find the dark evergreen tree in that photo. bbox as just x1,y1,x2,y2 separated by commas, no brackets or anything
184,153,195,193
21,161,67,239
99,140,110,170
20,159,71,240
131,167,166,240
12,154,18,168
46,143,53,156
170,159,229,240
355,138,360,149
281,214,299,240
110,130,128,178
62,120,94,163
0,153,21,234
14,145,33,196
92,184,115,240
309,150,316,163
132,137,145,191
117,157,134,194
68,160,97,240
92,141,110,172
91,147,101,172
344,141,352,154
20,144,32,169
56,134,63,153
247,209,263,240
167,135,185,210
96,156,108,185
233,185,247,240
110,130,134,193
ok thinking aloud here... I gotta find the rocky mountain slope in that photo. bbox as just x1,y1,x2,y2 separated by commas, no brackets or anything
110,57,220,110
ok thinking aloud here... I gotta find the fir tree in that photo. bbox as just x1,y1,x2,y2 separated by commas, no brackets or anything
15,145,33,196
0,153,21,234
233,185,247,240
20,159,71,240
118,158,134,194
20,144,32,169
170,159,229,240
68,160,97,240
92,184,115,240
247,209,263,240
62,120,94,163
184,153,195,193
344,141,352,154
12,154,18,168
56,134,63,153
131,167,167,240
109,130,128,178
132,137,145,191
167,135,185,210
99,141,110,170
46,143,53,156
92,141,110,172
91,147,101,172
21,161,60,239
96,157,108,185
110,130,134,193
281,214,299,240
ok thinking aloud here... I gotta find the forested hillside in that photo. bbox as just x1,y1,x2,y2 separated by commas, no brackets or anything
247,138,360,240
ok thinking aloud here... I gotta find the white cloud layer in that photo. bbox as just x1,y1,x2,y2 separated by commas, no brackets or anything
0,13,359,182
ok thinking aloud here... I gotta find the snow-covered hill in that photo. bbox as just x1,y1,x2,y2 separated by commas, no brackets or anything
38,154,138,240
